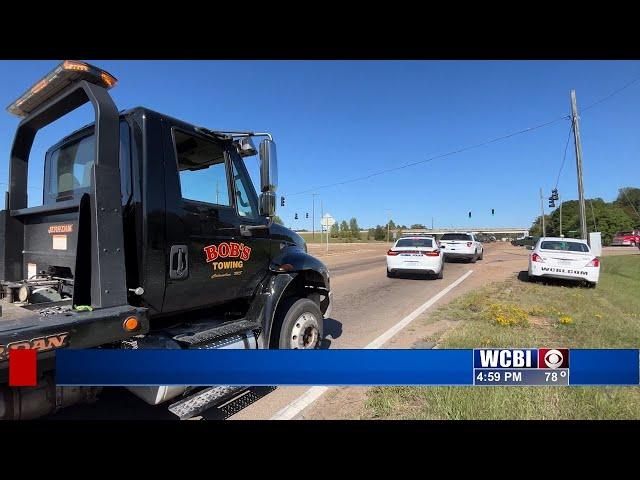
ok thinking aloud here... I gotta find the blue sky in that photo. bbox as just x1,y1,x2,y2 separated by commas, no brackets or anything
1,60,639,230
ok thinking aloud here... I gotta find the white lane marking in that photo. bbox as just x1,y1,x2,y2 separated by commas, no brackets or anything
270,269,474,420
364,270,474,349
270,386,329,420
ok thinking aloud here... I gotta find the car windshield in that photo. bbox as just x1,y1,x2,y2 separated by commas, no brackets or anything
540,241,590,252
440,233,471,241
396,238,433,248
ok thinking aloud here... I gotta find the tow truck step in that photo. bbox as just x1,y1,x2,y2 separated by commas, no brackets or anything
208,386,277,420
171,319,261,347
168,385,247,420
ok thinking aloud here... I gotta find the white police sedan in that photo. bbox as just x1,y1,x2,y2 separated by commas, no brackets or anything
386,236,444,279
528,237,600,287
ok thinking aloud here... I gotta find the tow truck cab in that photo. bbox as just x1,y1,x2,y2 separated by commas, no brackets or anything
0,61,331,419
34,106,323,317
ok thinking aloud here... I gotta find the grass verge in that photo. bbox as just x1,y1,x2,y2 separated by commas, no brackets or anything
365,254,640,419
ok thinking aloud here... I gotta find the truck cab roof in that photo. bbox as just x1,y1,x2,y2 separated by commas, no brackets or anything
49,106,231,153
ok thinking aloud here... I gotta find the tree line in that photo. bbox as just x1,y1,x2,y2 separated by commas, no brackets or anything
529,187,640,245
329,218,361,240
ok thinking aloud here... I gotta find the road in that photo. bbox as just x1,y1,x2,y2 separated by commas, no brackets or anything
47,242,538,420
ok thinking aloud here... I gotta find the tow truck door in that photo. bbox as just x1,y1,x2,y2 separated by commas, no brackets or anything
160,121,270,314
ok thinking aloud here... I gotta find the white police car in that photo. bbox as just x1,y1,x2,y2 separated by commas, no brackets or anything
386,236,444,279
528,237,600,287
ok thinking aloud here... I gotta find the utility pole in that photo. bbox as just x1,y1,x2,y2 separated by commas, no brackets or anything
385,209,391,242
539,188,546,237
311,193,317,241
570,90,588,240
321,200,328,252
559,195,563,237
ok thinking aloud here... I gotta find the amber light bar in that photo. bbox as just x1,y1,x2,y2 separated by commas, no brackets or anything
6,60,118,118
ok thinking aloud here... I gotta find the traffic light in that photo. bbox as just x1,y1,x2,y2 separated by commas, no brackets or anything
468,211,471,218
491,208,495,216
280,196,285,207
306,213,309,218
548,199,555,208
294,213,298,220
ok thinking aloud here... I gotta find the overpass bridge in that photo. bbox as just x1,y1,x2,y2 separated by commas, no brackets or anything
396,227,530,236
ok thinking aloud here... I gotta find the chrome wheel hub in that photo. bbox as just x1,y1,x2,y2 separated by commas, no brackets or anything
290,312,320,349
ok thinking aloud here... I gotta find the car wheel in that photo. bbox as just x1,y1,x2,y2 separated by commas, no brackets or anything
478,249,483,260
272,297,323,349
469,254,477,264
586,281,597,289
387,268,394,278
436,263,444,279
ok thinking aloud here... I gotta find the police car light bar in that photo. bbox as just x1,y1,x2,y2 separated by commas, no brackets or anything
6,60,118,118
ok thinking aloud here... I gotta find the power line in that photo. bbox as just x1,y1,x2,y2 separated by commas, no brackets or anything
287,113,570,196
286,72,640,197
621,188,640,219
555,119,574,189
581,75,640,112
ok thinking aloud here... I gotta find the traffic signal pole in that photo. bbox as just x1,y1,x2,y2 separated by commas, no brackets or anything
540,188,546,237
559,195,563,237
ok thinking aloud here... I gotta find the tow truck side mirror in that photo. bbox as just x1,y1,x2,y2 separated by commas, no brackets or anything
259,139,278,217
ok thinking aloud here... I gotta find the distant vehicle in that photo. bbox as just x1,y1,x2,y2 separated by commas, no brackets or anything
512,236,539,247
438,232,483,263
386,236,444,279
528,237,600,287
611,230,640,246
476,234,495,243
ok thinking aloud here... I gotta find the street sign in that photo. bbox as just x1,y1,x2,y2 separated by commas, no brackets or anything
321,214,335,228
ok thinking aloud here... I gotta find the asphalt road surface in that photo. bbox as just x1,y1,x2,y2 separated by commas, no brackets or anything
47,242,535,420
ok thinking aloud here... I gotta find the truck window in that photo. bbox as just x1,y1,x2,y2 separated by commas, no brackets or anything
49,135,95,198
231,154,259,218
173,130,230,206
45,121,132,204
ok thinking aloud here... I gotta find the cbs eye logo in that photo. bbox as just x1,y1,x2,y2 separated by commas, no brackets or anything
539,348,569,369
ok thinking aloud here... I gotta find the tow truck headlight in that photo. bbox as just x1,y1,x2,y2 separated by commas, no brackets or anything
7,60,118,118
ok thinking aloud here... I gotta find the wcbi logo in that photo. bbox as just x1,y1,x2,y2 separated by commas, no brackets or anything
474,348,570,369
474,349,538,369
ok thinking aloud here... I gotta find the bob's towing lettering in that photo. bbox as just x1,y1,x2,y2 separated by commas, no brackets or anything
203,242,251,262
211,261,244,270
0,332,69,362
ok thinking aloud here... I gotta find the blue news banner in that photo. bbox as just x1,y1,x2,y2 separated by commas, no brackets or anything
56,349,640,387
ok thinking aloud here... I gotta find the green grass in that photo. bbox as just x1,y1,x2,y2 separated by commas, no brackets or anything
365,254,640,419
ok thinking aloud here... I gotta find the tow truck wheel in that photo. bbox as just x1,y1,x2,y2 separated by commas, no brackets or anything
273,297,324,349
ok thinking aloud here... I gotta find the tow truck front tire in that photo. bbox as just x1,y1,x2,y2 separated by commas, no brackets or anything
272,297,324,349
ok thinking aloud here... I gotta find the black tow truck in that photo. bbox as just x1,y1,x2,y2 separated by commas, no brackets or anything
0,61,332,419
